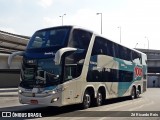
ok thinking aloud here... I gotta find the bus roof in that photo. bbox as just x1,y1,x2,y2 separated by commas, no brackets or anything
34,25,146,56
93,33,146,56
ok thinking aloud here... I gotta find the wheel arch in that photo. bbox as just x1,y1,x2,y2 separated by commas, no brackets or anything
97,85,106,100
81,85,96,103
131,84,136,94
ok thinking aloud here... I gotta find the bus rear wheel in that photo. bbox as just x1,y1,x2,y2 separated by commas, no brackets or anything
81,91,91,109
95,91,103,106
130,87,136,100
136,90,140,98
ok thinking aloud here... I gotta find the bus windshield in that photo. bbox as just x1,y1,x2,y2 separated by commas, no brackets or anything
27,27,71,49
21,58,62,88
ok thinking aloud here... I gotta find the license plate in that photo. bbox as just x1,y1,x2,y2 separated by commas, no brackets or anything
30,100,38,104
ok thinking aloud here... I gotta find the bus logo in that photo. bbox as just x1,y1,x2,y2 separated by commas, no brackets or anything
134,67,143,77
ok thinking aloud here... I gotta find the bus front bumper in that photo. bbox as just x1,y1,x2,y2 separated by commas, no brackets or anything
18,93,62,106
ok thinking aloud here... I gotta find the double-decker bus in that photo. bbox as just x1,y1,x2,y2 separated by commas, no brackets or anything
8,26,147,109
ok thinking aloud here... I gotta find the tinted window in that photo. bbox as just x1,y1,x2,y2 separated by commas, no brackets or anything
87,36,134,82
119,46,132,61
68,29,92,49
87,68,133,82
27,27,70,49
114,43,119,58
91,37,114,57
64,29,92,82
132,51,142,63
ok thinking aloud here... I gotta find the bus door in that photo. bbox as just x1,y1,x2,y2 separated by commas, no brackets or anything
62,64,78,105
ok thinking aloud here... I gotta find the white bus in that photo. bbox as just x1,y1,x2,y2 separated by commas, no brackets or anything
8,26,147,109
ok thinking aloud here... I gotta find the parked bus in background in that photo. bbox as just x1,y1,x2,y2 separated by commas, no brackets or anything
8,26,147,109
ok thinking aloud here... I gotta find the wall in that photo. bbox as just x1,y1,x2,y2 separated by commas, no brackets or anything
0,70,20,88
147,76,160,88
0,54,22,88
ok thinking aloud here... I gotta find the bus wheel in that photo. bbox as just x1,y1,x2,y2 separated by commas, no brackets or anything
95,91,103,106
136,90,140,98
82,91,91,109
130,87,136,100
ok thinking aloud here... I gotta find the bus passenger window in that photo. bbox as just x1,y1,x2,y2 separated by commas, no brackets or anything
107,41,114,57
64,64,83,82
132,51,142,64
64,65,77,81
69,29,92,49
113,44,119,58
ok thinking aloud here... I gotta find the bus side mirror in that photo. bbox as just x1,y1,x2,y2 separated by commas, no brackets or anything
55,47,77,65
8,51,24,68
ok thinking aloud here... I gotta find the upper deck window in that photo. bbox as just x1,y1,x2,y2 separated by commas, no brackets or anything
27,27,71,49
68,29,92,49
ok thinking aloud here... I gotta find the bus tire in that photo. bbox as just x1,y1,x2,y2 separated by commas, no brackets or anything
81,91,91,109
95,91,103,106
130,87,136,100
136,90,140,98
136,86,141,98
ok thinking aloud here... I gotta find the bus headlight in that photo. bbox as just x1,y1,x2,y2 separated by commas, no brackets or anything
51,97,59,103
51,88,64,94
46,87,65,94
52,90,56,94
46,90,57,94
18,89,22,94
